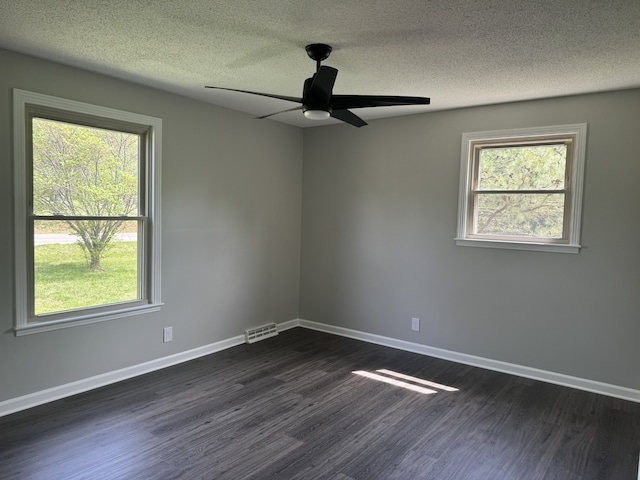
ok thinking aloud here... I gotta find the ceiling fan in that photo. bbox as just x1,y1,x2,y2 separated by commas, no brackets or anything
205,43,431,127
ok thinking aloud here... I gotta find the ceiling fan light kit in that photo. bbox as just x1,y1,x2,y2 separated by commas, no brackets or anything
205,43,430,127
303,109,331,120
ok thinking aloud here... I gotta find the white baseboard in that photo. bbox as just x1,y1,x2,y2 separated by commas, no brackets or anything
0,334,246,417
0,319,299,417
2,318,638,417
276,319,299,332
297,319,640,404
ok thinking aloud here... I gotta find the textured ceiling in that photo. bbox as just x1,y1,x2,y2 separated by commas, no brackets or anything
1,0,639,127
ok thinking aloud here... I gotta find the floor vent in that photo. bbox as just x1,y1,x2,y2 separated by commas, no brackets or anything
245,323,278,344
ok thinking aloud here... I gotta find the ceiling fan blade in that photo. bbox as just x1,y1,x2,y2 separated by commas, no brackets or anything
205,86,302,104
305,66,338,105
331,95,430,110
255,105,303,119
331,109,368,128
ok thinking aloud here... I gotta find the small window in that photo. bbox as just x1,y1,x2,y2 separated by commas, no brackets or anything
13,90,162,335
456,124,587,253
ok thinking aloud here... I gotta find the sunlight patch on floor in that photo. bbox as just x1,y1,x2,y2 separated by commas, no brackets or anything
376,369,459,392
352,369,458,395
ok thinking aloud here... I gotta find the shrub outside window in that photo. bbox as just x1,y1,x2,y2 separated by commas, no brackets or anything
456,124,587,253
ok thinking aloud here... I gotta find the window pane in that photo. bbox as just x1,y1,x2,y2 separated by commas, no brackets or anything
477,144,567,191
474,193,565,238
34,220,140,315
32,118,140,216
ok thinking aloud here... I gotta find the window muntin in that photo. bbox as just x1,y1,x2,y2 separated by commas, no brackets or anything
13,90,162,335
456,125,587,253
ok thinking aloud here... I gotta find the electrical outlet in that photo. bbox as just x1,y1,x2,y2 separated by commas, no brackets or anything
411,317,420,332
163,326,173,343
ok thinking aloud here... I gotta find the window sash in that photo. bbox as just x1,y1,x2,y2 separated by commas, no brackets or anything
29,217,149,322
468,190,570,242
28,113,149,217
471,140,573,189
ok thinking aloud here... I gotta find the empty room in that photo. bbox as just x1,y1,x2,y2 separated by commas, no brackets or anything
1,1,639,479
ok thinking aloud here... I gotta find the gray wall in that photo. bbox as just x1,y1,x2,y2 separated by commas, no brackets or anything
0,49,303,402
300,89,640,391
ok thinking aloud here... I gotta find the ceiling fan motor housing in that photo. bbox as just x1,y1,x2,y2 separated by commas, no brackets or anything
302,76,332,116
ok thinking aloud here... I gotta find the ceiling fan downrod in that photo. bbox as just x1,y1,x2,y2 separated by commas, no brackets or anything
305,43,332,72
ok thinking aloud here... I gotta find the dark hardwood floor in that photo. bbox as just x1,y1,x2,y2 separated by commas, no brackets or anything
1,327,639,479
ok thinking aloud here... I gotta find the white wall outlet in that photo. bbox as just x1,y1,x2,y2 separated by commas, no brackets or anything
411,317,420,332
163,326,173,343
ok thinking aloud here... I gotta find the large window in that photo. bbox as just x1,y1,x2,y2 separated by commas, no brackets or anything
456,124,587,253
13,90,162,335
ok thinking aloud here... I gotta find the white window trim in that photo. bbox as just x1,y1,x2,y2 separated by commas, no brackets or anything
455,124,587,254
13,89,163,335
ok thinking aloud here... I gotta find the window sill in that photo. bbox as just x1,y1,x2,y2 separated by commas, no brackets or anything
455,238,580,254
14,303,164,336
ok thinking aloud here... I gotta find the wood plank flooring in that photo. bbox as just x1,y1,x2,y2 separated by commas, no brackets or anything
1,327,639,479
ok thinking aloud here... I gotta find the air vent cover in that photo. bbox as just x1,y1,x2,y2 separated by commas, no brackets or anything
244,323,278,344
